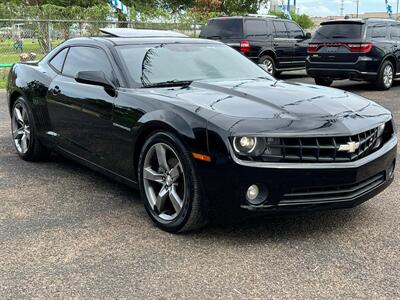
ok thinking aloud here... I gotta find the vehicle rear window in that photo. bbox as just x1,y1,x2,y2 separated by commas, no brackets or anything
314,24,363,39
200,19,243,38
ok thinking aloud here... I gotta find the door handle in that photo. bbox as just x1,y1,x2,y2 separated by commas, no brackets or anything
53,86,61,95
273,43,279,46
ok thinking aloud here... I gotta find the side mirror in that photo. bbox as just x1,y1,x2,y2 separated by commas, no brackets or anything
75,71,116,90
305,32,312,39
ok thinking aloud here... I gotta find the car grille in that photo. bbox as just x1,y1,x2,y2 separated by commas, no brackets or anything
280,172,385,206
274,127,379,162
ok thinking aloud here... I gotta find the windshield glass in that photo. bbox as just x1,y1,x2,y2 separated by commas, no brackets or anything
314,24,363,39
117,43,271,86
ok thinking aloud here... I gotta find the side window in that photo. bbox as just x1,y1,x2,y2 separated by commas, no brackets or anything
62,47,113,79
285,22,304,39
49,48,68,73
391,24,400,40
245,20,267,36
273,21,288,38
367,25,387,38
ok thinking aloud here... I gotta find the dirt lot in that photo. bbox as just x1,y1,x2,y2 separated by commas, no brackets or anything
1,73,400,298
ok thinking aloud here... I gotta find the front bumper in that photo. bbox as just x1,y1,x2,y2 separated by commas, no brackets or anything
198,135,397,212
306,56,380,81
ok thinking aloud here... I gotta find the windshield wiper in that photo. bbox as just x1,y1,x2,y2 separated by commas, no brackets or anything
142,80,193,88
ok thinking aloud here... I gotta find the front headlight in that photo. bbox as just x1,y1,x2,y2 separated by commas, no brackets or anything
233,136,263,155
232,137,281,159
374,123,386,149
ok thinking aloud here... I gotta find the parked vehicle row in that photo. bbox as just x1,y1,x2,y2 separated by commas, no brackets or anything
200,15,310,77
201,16,400,90
6,28,397,233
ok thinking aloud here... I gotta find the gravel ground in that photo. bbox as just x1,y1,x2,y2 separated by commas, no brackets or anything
1,72,400,299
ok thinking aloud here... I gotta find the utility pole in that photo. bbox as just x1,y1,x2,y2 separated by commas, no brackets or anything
356,0,359,18
340,0,344,16
397,0,399,19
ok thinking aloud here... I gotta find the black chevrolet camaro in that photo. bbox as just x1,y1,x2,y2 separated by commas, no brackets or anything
6,28,397,232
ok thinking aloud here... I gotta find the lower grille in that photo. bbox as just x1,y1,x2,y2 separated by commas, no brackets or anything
280,173,385,206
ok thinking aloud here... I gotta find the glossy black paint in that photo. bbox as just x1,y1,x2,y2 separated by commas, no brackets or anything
306,19,400,81
6,35,397,213
200,16,309,71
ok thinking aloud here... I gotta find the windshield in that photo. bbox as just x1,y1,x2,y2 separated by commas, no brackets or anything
314,24,364,40
200,19,243,38
117,43,271,86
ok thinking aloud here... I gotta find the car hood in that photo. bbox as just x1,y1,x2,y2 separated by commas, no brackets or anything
140,78,392,136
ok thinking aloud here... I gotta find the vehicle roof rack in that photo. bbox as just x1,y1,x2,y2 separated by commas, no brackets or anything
99,28,187,38
246,14,278,18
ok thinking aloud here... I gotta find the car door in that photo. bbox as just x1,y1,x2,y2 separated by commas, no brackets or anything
46,46,117,167
272,20,294,69
285,21,308,67
390,23,400,74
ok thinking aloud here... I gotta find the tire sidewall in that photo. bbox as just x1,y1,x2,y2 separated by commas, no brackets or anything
11,97,38,160
138,131,198,233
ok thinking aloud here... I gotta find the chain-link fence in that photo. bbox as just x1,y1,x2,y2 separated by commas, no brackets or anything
0,18,202,66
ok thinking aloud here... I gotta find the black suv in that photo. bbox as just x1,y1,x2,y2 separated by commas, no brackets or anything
306,19,400,90
200,16,311,76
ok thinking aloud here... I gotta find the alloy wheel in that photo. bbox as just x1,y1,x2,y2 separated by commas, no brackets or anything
263,58,274,75
383,64,393,88
142,142,186,221
11,103,31,154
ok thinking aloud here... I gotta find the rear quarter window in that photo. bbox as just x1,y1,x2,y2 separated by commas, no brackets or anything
367,24,388,38
245,20,268,37
200,19,243,38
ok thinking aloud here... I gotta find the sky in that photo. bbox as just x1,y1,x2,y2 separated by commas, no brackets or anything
270,0,399,17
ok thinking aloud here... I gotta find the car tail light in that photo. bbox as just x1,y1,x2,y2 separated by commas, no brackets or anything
240,40,250,53
307,43,320,53
346,43,372,53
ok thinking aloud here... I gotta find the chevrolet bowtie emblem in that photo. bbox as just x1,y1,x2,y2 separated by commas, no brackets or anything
338,141,360,153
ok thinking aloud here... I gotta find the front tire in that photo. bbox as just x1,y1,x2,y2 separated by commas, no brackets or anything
376,60,394,90
11,97,50,161
138,131,207,233
314,78,333,87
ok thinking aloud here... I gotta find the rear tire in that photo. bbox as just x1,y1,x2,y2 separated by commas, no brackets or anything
376,60,394,90
259,55,276,76
138,131,207,233
314,78,333,87
11,96,50,161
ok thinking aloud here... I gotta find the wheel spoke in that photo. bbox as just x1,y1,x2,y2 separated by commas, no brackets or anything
20,134,28,153
155,144,170,172
169,185,183,213
169,163,180,181
14,107,24,125
155,185,169,211
143,167,164,183
12,129,24,138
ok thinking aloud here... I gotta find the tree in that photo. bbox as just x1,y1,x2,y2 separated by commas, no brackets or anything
270,10,314,30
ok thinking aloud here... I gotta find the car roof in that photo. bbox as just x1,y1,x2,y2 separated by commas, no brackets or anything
99,28,187,38
60,36,221,47
321,18,399,26
208,15,280,21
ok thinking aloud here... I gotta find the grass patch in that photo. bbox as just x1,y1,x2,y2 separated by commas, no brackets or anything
0,68,9,89
0,39,63,64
